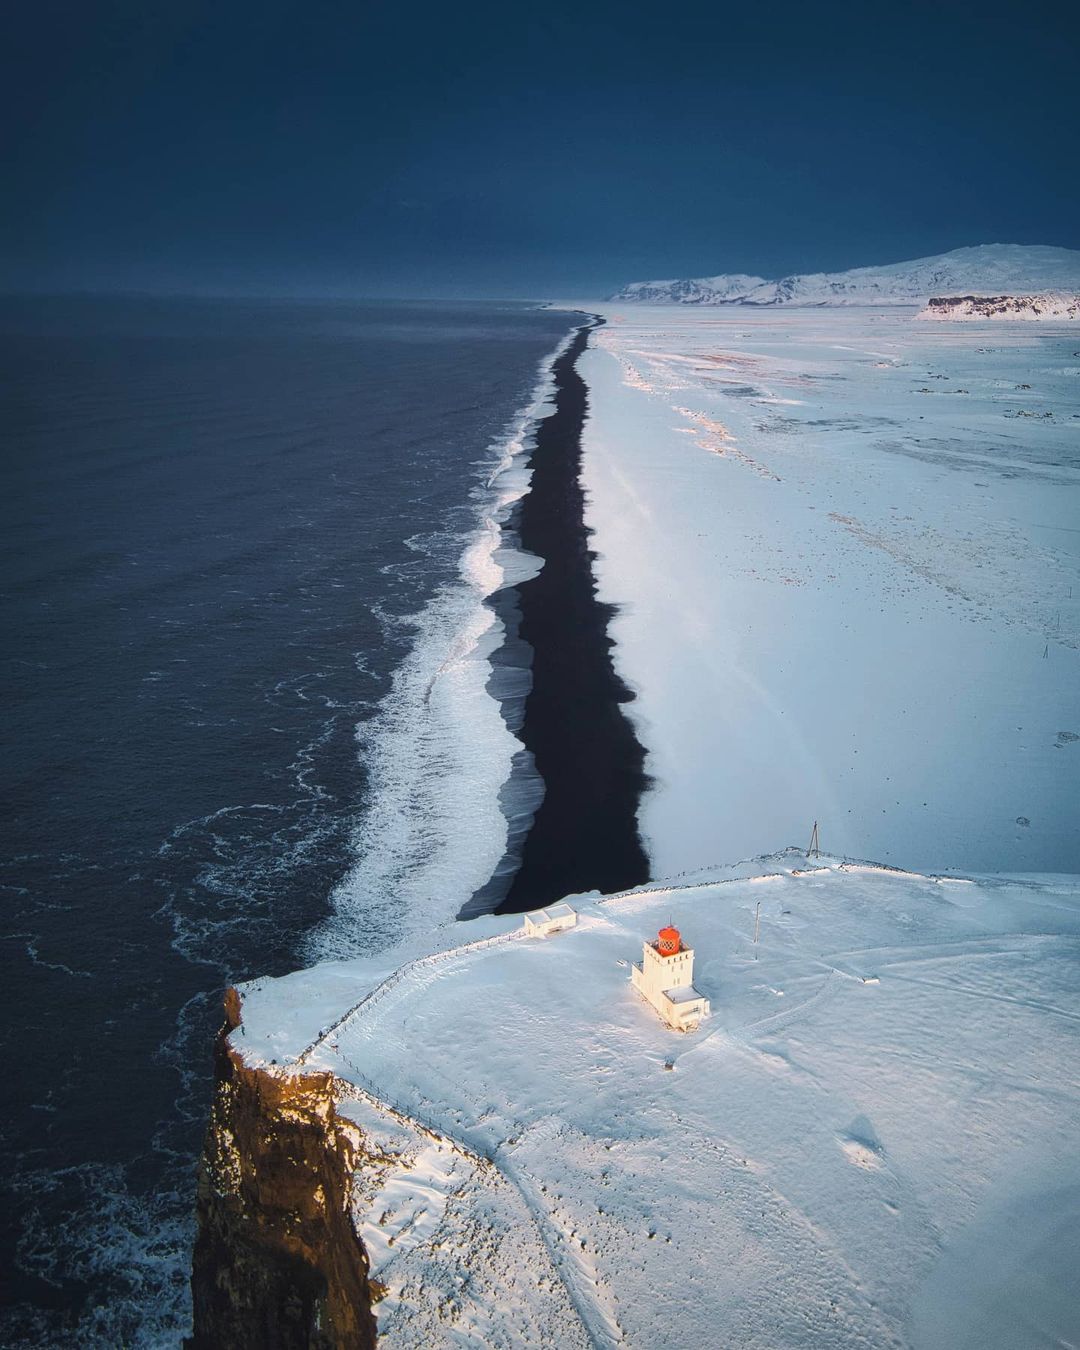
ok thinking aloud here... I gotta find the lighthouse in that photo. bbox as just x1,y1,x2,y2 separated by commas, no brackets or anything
631,924,710,1030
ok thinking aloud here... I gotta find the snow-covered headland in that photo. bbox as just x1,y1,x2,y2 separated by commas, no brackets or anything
218,854,1080,1348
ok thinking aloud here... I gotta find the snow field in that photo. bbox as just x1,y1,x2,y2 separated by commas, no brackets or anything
581,306,1080,877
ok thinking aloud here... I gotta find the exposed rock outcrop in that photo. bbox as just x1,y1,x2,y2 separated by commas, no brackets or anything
187,988,377,1349
918,292,1080,320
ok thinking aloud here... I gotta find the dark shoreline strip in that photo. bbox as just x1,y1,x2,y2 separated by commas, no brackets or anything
493,317,650,913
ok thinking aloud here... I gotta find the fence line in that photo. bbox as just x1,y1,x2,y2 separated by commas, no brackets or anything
291,848,960,1066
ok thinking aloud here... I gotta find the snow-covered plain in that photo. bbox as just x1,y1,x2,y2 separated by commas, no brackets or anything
236,856,1080,1348
581,305,1080,878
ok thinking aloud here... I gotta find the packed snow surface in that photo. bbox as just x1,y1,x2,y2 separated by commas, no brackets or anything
611,244,1080,306
580,305,1080,878
235,855,1080,1349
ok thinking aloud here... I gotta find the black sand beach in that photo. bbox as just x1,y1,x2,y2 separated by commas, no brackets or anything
497,317,650,912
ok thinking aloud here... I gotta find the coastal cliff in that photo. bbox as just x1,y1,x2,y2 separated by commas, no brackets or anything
918,291,1080,319
187,988,377,1349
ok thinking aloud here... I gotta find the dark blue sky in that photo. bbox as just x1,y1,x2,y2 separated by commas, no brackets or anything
4,0,1078,298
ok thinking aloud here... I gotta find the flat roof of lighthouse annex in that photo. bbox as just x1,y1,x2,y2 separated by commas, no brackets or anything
532,902,576,923
523,903,578,934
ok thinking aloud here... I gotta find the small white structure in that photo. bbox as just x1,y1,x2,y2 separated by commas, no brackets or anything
631,924,709,1030
522,903,578,938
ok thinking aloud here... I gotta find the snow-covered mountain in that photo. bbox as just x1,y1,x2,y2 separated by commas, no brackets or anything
610,244,1080,306
613,272,769,304
919,291,1080,320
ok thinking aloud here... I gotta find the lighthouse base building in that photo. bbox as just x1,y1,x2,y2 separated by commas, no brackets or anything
631,926,710,1031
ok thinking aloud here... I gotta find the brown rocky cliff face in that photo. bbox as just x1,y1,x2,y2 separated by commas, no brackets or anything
187,988,377,1349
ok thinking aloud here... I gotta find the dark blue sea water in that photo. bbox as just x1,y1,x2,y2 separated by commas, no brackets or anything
0,295,576,1345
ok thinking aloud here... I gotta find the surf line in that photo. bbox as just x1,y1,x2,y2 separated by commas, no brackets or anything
462,314,650,917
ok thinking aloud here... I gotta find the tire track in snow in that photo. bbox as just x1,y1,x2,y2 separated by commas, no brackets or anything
328,1063,619,1348
495,1122,625,1350
887,970,1080,1026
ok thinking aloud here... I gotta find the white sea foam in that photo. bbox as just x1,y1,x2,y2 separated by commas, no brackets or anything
304,325,580,962
3,1160,194,1348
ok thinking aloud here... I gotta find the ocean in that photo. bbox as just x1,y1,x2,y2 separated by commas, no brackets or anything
0,294,578,1345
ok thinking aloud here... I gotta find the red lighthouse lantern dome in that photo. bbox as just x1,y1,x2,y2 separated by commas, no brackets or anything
657,926,681,956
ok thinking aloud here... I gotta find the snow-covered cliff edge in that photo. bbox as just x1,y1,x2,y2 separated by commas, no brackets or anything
610,243,1080,306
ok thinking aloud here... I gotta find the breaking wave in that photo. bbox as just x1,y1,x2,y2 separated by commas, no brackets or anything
304,327,578,961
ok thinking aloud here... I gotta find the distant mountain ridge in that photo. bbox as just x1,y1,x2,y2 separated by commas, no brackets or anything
610,244,1080,307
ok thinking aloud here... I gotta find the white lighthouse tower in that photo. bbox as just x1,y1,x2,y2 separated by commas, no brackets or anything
631,924,710,1030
